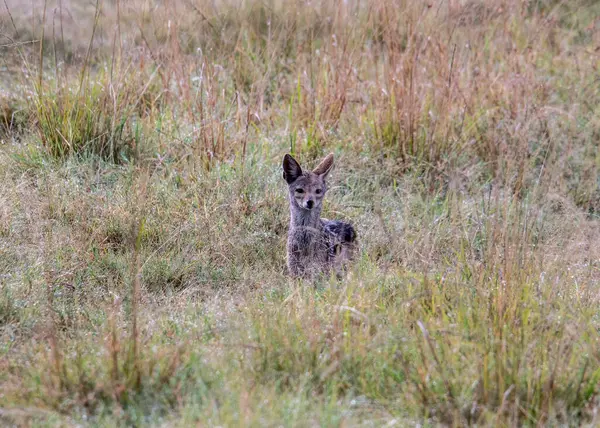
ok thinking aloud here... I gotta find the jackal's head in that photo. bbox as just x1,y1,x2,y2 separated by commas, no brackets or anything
283,153,334,212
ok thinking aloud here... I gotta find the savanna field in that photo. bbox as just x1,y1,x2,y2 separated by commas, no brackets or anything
1,0,600,426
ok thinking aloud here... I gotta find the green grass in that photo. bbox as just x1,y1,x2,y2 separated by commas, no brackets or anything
1,0,600,426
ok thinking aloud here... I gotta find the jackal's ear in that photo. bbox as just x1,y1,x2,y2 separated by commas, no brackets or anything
313,153,334,178
283,154,303,184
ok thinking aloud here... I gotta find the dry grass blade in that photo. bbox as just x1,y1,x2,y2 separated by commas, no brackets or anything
417,320,456,407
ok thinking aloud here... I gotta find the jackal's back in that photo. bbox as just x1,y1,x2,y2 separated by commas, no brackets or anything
323,219,356,270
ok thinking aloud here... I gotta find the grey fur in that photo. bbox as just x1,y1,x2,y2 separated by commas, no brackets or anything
283,153,356,278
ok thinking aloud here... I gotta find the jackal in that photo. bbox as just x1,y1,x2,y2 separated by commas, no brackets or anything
283,153,356,278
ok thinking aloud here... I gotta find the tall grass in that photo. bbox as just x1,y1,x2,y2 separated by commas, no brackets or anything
1,0,600,425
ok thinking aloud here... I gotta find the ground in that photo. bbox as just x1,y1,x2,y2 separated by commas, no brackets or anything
1,0,600,426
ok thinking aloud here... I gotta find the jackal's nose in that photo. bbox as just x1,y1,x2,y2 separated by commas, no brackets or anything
305,200,314,209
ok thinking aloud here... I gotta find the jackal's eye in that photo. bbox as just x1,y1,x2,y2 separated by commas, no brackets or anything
315,188,322,195
295,188,304,194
